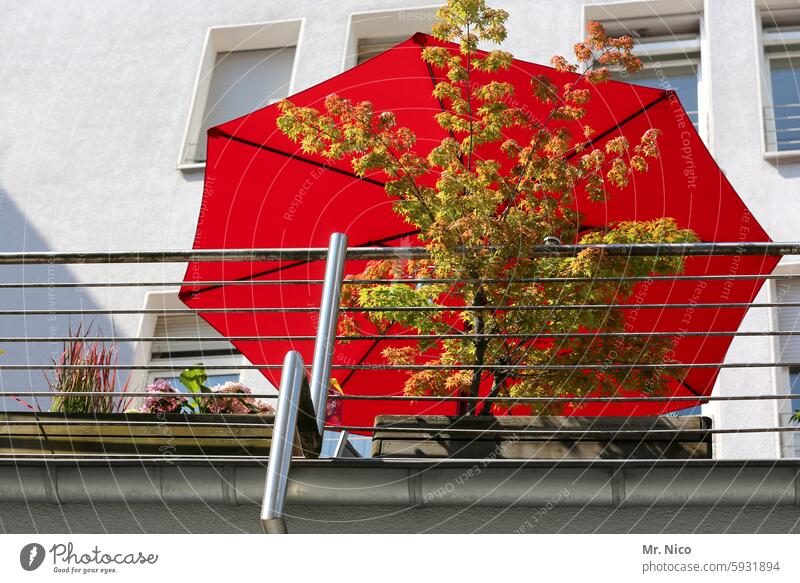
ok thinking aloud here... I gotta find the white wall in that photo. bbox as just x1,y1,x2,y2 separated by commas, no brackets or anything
702,0,800,458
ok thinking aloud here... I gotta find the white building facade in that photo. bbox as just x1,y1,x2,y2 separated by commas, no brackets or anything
2,0,800,459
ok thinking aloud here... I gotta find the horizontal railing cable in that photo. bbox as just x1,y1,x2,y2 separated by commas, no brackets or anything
1,362,800,371
0,455,276,462
325,425,800,436
2,454,799,464
326,394,800,403
0,391,276,398
0,417,793,435
4,273,800,288
3,330,800,343
3,301,800,316
0,421,795,435
2,393,800,403
0,241,798,265
0,280,326,288
0,419,273,428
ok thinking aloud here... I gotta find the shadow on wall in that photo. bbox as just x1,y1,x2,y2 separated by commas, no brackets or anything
773,158,800,180
0,188,122,412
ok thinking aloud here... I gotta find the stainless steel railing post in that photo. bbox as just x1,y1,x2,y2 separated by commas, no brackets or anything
261,350,306,534
310,232,348,434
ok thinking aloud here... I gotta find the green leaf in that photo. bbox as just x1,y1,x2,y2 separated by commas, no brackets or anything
180,366,208,394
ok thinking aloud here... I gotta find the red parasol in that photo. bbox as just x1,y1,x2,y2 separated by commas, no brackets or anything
180,34,778,428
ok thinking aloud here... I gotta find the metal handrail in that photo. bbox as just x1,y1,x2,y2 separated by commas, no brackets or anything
0,419,274,427
0,241,798,264
7,300,800,315
7,272,800,288
2,391,800,404
326,424,800,436
6,329,800,342
6,361,800,370
261,234,350,534
0,391,277,398
325,394,800,403
310,233,347,434
260,350,319,534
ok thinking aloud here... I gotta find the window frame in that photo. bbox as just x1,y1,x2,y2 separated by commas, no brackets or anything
763,265,800,458
581,3,708,144
614,54,702,129
129,290,254,408
762,46,800,155
780,367,800,457
341,5,441,72
757,4,800,159
178,18,305,171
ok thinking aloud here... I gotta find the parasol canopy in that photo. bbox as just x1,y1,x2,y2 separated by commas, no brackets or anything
180,33,778,428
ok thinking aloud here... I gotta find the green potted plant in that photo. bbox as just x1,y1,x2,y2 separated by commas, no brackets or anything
0,330,318,458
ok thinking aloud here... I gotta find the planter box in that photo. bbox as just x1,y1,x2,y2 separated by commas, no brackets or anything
372,415,712,460
0,412,320,458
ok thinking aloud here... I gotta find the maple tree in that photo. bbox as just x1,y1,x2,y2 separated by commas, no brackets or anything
277,0,697,416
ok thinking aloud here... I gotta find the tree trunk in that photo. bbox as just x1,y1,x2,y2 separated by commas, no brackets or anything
479,363,507,416
463,287,487,416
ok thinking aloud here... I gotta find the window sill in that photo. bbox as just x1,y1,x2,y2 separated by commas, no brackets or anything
178,161,207,172
764,150,800,163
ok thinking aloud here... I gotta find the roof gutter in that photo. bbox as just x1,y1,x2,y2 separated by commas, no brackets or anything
1,458,799,508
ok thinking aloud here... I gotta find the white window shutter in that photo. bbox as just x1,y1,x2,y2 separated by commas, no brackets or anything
196,46,296,160
356,36,407,65
152,313,236,357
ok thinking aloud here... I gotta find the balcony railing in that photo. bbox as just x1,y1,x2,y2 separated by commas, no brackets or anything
764,103,800,152
2,239,800,532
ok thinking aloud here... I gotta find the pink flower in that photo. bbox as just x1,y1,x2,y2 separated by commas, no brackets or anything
139,379,185,413
202,382,275,415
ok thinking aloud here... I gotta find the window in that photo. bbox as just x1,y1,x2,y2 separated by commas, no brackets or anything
343,7,439,70
180,20,302,167
781,370,800,457
132,291,278,412
761,7,800,153
147,313,243,389
585,2,704,136
356,36,409,66
776,278,800,363
776,278,800,456
614,60,700,129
